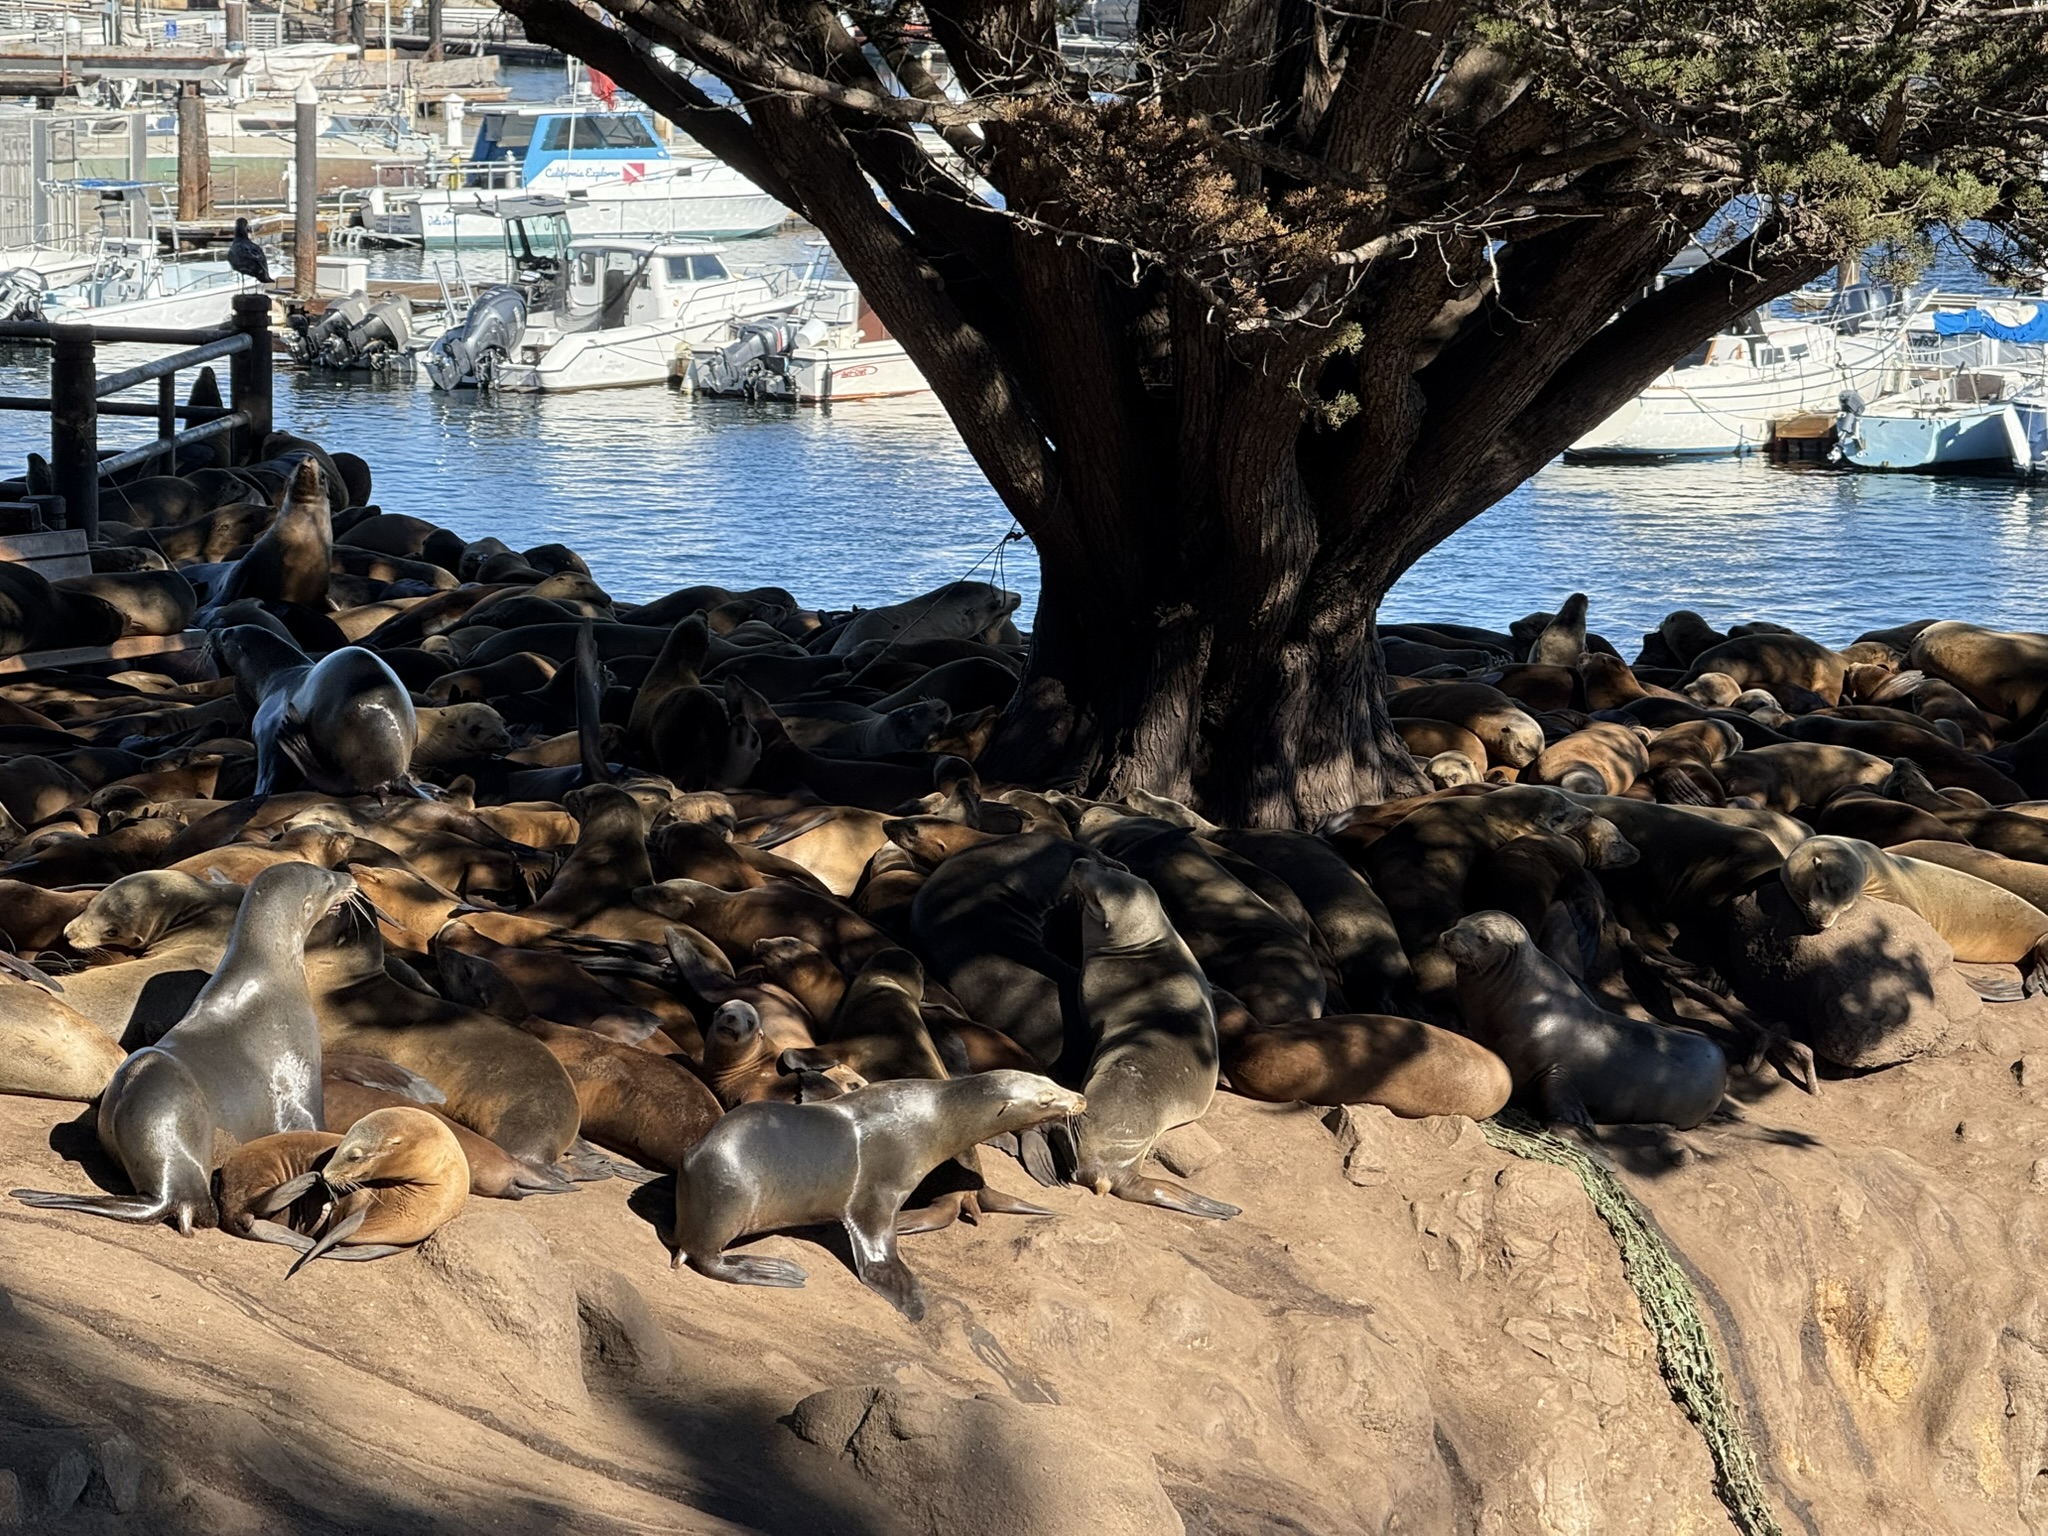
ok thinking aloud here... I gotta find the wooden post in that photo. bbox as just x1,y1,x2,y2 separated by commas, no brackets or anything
426,0,443,60
230,292,273,465
349,0,366,48
176,82,210,223
126,110,149,238
294,79,318,298
156,373,177,473
50,325,98,540
224,0,245,49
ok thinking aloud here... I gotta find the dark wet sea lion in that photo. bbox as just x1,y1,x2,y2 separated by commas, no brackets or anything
670,1069,1082,1318
214,626,419,798
1443,910,1728,1129
12,862,353,1232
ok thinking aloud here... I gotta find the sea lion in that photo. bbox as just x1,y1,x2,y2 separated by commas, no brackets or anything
11,862,353,1232
214,1128,340,1240
54,569,197,637
670,1069,1083,1318
697,999,793,1107
57,871,246,1045
0,880,93,951
1224,1015,1513,1118
1522,722,1650,795
1779,836,2048,994
0,971,129,1101
1442,910,1728,1129
1083,815,1325,1027
1682,630,1845,707
826,581,1021,657
636,877,894,972
213,626,419,798
214,458,334,610
0,561,125,659
1208,828,1411,1013
1716,742,1891,812
254,1107,471,1271
321,1073,574,1200
1907,621,2048,723
1528,593,1590,665
1388,683,1545,767
1059,861,1236,1218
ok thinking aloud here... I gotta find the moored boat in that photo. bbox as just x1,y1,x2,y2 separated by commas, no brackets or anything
365,107,784,247
681,253,929,403
1833,297,2045,475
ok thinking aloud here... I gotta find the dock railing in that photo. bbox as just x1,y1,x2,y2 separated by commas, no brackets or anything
0,290,272,539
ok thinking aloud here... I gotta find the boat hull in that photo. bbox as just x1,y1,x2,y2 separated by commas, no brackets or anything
783,344,929,402
1836,403,2022,472
2014,401,2047,478
41,275,255,330
1565,331,1900,461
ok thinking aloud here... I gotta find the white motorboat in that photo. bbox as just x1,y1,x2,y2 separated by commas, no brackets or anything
1566,297,1907,461
365,106,784,247
682,252,929,402
1,239,256,329
425,201,796,393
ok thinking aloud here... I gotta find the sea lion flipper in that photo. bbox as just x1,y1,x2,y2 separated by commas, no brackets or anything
971,1186,1056,1220
0,951,62,992
1015,1125,1064,1187
316,1242,408,1262
1533,1066,1596,1131
10,1189,179,1223
245,1217,317,1251
2022,941,2048,1000
1103,1172,1240,1221
286,1203,369,1277
895,1192,966,1236
691,1252,809,1287
254,1172,322,1215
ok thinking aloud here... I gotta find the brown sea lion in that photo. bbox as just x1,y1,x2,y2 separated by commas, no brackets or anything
214,458,333,610
0,972,129,1101
1224,1015,1512,1118
1522,722,1650,795
267,1108,471,1272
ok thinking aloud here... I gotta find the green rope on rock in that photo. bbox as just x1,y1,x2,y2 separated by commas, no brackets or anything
1481,1111,1784,1536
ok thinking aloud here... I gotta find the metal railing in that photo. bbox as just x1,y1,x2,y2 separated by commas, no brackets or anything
0,290,272,538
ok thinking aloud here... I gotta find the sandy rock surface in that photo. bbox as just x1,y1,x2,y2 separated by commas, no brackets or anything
9,1002,2048,1533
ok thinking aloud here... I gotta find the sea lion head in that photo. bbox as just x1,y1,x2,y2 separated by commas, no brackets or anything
318,1105,462,1196
878,698,952,753
249,860,360,939
1685,673,1743,708
969,1068,1087,1132
633,877,720,923
64,869,241,954
1575,814,1639,870
1440,909,1529,970
1881,757,1941,805
1065,859,1174,948
655,791,738,834
414,703,511,763
1426,750,1482,788
882,815,999,867
702,999,770,1074
852,948,924,999
1780,837,1868,932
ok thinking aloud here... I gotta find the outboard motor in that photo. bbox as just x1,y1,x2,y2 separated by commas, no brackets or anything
0,267,48,324
688,318,790,395
425,285,527,391
332,294,414,369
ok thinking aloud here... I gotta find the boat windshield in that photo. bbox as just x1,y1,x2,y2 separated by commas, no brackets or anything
539,115,662,153
665,254,729,282
472,114,538,160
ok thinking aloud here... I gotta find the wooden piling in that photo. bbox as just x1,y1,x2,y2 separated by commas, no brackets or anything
294,81,319,299
231,293,273,465
427,0,444,59
176,82,210,223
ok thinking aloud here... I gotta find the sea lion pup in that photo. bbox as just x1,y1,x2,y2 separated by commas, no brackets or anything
250,1108,471,1273
0,969,128,1101
1208,828,1411,1014
1082,814,1326,1027
12,862,353,1232
213,457,334,610
1057,861,1236,1219
697,999,790,1107
670,1068,1081,1318
1521,722,1650,795
1779,837,2048,996
1394,717,1490,766
1427,750,1484,788
212,626,420,798
1442,911,1728,1130
1224,1015,1512,1119
214,1128,341,1240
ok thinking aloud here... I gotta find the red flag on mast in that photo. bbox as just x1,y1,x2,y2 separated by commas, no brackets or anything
589,68,618,109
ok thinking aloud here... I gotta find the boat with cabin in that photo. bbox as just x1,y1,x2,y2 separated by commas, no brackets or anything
1565,291,1909,461
1833,298,2045,474
681,247,929,402
0,236,253,329
424,198,796,392
365,107,784,248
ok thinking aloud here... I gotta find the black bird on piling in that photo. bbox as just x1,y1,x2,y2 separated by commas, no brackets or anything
227,218,271,285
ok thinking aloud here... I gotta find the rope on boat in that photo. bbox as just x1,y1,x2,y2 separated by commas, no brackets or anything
1480,1111,1785,1536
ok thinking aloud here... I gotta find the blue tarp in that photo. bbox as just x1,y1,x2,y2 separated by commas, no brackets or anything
1932,303,2048,344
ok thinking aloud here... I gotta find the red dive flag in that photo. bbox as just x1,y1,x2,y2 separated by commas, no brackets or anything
590,68,618,109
